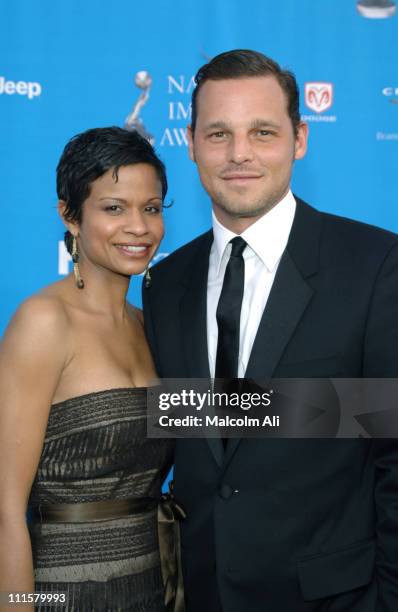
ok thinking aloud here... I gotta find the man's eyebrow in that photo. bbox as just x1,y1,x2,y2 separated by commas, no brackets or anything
250,118,281,129
202,119,282,131
202,120,231,131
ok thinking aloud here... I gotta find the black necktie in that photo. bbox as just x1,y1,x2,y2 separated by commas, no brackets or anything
215,236,247,380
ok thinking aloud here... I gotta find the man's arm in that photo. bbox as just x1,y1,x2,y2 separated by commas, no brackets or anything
141,280,162,377
363,240,398,609
363,240,398,377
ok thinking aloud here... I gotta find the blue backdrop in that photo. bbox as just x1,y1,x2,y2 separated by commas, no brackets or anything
1,0,397,335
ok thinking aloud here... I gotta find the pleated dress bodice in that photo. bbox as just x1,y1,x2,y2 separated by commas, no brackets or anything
29,387,174,612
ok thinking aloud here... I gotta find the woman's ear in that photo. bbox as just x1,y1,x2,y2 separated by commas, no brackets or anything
58,200,79,236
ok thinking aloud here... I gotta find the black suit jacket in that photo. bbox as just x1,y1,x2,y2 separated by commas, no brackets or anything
143,199,398,611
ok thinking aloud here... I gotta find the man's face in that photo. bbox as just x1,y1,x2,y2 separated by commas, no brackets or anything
188,76,308,232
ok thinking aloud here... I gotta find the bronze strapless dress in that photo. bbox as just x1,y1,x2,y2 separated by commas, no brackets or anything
28,387,174,612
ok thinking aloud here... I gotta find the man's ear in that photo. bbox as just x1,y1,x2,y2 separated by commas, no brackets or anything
294,121,309,160
58,200,79,236
187,125,196,162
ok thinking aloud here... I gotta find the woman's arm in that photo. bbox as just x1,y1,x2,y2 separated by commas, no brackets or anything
0,296,68,612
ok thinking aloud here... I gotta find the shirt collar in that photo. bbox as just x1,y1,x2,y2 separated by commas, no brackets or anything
212,190,296,275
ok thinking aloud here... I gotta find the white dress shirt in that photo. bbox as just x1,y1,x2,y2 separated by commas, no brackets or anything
207,190,296,378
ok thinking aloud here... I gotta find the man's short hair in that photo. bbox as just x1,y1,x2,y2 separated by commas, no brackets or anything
191,49,301,135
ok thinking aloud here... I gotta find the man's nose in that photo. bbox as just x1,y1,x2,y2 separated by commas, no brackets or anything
228,134,254,164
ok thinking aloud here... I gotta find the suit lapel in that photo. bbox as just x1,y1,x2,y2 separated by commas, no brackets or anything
178,231,225,467
244,251,314,380
224,200,321,466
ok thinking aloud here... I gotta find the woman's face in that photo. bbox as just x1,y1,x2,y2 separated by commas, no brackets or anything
73,163,164,278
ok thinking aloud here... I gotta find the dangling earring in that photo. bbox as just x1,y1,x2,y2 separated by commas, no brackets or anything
144,266,152,289
72,236,85,289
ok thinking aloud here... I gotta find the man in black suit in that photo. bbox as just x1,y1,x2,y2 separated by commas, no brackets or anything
143,50,398,611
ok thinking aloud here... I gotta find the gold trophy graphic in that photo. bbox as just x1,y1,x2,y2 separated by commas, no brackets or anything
124,71,154,144
357,0,396,18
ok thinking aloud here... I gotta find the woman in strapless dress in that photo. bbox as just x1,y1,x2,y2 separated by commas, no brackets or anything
0,127,176,611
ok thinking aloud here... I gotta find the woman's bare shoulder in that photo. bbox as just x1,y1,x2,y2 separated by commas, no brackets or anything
2,289,69,350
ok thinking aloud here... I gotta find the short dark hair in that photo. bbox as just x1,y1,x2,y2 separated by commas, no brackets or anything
191,49,301,135
57,127,167,253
